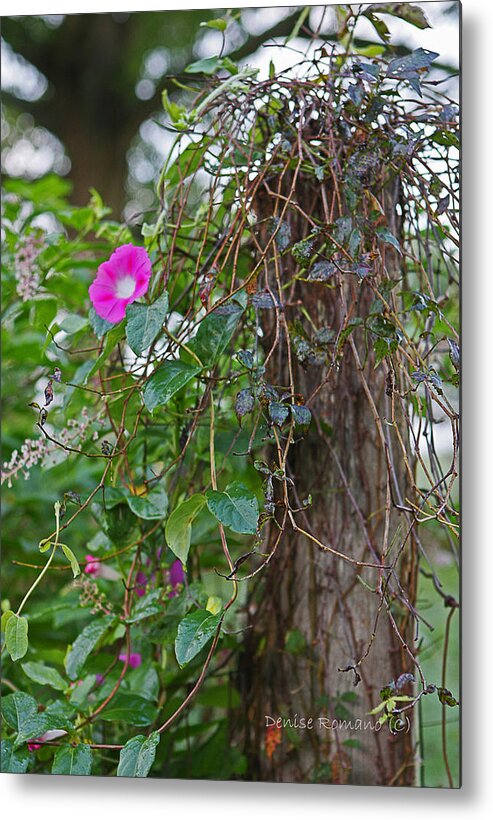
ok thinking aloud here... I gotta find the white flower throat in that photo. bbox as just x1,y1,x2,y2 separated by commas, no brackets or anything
115,275,136,299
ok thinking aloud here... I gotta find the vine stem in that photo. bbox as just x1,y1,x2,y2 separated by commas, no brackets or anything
1,503,60,656
441,607,456,788
154,389,238,737
17,502,61,617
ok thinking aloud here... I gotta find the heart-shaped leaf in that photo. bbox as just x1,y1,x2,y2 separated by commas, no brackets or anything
206,482,259,534
165,494,206,563
126,293,169,355
175,609,221,668
117,732,160,777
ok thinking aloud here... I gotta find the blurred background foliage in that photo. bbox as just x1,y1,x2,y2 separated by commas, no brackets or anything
1,4,459,218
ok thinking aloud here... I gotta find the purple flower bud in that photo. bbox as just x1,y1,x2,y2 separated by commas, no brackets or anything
119,651,142,669
169,559,185,587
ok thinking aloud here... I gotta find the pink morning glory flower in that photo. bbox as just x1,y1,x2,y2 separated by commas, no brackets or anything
84,554,101,576
89,244,152,323
119,651,142,669
84,554,120,580
28,729,67,751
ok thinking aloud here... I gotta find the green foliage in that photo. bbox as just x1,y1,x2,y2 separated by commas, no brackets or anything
175,610,222,668
99,695,157,726
165,495,206,563
21,661,67,691
206,482,259,535
52,744,93,775
1,738,30,773
117,732,160,777
143,360,201,412
126,293,169,356
65,618,115,681
5,614,29,661
191,307,243,367
2,691,73,748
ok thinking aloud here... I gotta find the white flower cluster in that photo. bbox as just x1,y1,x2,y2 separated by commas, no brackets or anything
14,233,44,302
1,436,48,487
1,407,96,487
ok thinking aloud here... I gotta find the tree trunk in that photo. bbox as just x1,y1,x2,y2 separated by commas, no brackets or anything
240,170,418,786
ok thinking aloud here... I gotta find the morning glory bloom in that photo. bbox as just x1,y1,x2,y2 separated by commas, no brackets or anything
89,244,152,323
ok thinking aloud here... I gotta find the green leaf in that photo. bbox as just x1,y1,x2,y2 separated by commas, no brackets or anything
127,664,160,702
291,237,314,265
165,494,206,563
206,481,259,534
5,613,29,661
268,401,290,427
99,694,158,726
89,307,114,339
186,56,222,74
291,404,312,431
125,590,163,624
237,349,254,369
367,701,388,715
191,308,242,367
437,687,459,708
143,360,201,412
1,609,14,637
2,692,73,748
125,293,169,356
117,732,160,777
387,48,439,78
103,501,139,547
65,617,114,681
235,389,255,424
126,484,168,520
161,89,187,123
366,3,430,29
4,173,71,207
61,544,81,578
21,661,67,691
200,18,228,32
376,227,402,255
1,738,30,773
185,56,236,75
268,217,291,252
69,675,97,708
51,744,93,775
431,129,459,149
362,10,390,41
175,609,221,668
206,596,222,615
1,691,38,732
